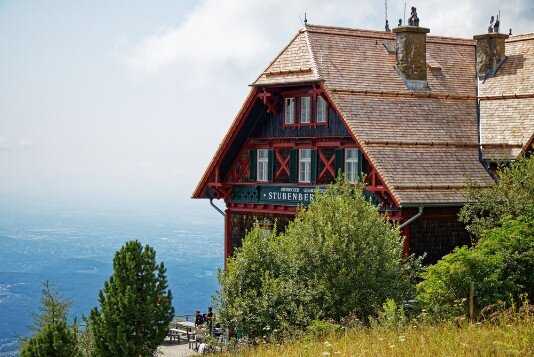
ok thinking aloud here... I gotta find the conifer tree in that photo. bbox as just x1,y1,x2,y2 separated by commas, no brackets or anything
21,281,80,356
90,240,174,356
21,321,80,357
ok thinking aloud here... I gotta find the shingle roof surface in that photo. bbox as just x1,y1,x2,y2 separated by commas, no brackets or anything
299,24,494,205
479,34,534,160
253,31,319,86
194,25,533,206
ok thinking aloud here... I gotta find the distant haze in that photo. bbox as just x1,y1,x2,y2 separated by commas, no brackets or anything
1,0,532,209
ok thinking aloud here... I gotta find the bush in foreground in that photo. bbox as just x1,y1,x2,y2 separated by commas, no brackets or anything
418,157,534,318
216,180,416,338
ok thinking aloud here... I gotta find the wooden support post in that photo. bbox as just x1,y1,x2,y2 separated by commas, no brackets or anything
469,281,475,321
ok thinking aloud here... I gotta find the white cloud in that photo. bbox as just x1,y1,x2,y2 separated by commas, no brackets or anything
0,137,11,151
18,139,31,148
115,0,534,77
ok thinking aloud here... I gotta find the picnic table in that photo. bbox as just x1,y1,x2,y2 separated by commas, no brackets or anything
168,321,196,344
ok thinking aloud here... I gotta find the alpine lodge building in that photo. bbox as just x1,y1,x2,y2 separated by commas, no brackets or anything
192,15,534,264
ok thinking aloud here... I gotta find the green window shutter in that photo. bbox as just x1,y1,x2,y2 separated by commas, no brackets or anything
289,149,298,182
358,149,363,176
249,149,256,182
311,149,318,183
268,149,274,182
335,148,344,178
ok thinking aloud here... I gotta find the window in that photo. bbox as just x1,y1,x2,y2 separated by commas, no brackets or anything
300,96,311,123
345,148,359,183
257,149,269,182
317,96,327,123
299,149,311,183
285,98,295,124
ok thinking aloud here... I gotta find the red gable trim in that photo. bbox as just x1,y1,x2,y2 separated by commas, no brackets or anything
192,87,260,198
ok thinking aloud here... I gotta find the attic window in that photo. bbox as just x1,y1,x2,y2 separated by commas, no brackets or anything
285,98,295,124
426,55,442,76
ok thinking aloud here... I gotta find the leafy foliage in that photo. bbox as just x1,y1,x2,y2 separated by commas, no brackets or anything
216,180,415,338
21,281,80,356
459,155,534,238
89,240,174,356
418,156,534,318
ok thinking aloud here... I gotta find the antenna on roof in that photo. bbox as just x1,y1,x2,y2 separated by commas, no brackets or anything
403,2,407,26
385,0,391,31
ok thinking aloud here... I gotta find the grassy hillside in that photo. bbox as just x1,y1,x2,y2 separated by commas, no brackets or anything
222,316,533,356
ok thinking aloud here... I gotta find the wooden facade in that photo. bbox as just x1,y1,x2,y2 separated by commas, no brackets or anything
193,24,533,265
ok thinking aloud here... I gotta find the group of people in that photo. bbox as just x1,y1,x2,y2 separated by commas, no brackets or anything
194,307,213,331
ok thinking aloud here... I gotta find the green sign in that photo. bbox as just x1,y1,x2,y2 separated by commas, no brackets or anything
258,186,326,205
231,185,381,207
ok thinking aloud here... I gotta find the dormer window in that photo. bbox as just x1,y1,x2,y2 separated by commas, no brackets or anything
285,98,295,124
300,96,311,123
316,96,327,123
282,92,328,127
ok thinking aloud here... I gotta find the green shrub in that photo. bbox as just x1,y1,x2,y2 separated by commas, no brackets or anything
417,208,534,318
216,180,416,338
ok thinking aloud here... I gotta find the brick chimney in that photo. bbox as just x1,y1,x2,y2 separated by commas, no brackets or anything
392,7,430,91
473,33,508,79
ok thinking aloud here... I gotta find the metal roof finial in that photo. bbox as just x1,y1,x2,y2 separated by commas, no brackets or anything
304,12,308,26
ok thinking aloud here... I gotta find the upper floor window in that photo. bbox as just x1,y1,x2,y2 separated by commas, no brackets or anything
257,149,269,182
285,98,295,124
299,149,312,183
300,96,311,123
317,96,327,123
345,148,359,183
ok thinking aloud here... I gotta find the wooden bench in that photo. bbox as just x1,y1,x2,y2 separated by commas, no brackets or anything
167,328,188,343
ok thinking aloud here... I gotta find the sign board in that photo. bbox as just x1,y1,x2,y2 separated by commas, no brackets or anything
257,185,327,205
232,185,380,207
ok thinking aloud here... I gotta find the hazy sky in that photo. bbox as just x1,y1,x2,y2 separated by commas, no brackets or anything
1,0,532,209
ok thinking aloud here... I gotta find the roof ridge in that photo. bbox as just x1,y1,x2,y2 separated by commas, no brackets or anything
507,32,534,42
304,29,321,79
306,23,476,45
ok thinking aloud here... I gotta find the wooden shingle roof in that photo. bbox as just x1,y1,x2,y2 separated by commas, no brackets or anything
194,24,533,206
479,33,534,161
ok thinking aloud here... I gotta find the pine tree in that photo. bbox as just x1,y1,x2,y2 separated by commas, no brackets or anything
90,240,174,356
21,281,81,356
21,321,80,357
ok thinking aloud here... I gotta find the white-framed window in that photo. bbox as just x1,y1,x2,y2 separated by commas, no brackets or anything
316,96,327,123
299,149,311,183
285,98,295,124
345,148,359,183
300,96,311,123
257,149,269,182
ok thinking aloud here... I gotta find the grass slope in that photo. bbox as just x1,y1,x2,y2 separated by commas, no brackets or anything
223,317,533,356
